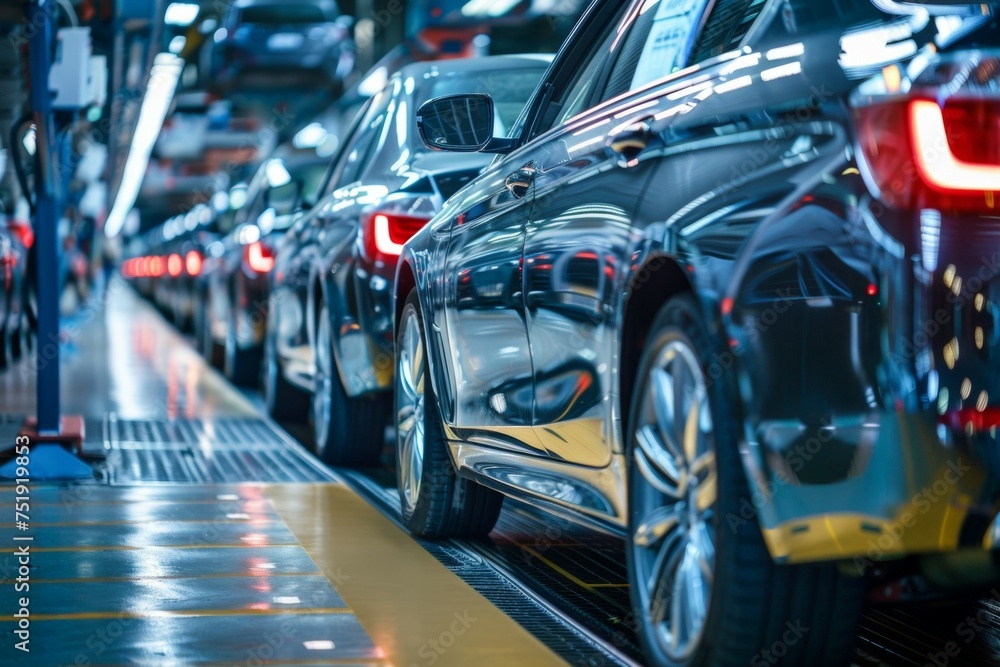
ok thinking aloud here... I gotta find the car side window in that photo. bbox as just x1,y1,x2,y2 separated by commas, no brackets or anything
603,0,769,100
526,1,633,137
333,87,394,189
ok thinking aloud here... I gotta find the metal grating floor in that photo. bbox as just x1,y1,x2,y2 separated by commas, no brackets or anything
102,415,337,484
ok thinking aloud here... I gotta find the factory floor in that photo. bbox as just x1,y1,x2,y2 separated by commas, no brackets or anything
0,282,565,666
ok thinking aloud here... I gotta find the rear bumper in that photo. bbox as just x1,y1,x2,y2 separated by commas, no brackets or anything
730,201,1000,563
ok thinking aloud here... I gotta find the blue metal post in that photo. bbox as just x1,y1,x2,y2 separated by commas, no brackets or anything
27,0,61,435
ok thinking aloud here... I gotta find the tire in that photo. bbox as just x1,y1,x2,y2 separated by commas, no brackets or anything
625,294,866,667
395,290,503,538
224,308,262,387
311,303,388,466
263,317,309,422
200,289,224,369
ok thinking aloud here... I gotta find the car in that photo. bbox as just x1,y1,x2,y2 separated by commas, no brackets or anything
0,205,30,366
265,55,548,465
202,154,328,385
214,0,355,87
395,1,1000,665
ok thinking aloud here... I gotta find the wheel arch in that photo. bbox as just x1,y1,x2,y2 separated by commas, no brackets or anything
619,254,696,438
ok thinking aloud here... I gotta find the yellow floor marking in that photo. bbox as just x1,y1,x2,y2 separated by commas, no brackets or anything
266,483,568,667
27,608,352,622
519,545,594,589
14,572,325,585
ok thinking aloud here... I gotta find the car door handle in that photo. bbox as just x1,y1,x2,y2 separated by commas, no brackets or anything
505,163,537,199
606,117,655,169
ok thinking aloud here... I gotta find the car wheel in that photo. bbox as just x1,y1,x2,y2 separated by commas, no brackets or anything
311,304,388,466
263,318,308,422
201,291,224,369
626,295,866,667
395,290,503,538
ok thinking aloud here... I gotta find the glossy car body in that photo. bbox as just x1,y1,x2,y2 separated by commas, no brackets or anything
269,57,548,409
400,0,1000,567
202,156,327,384
0,213,29,365
216,0,354,84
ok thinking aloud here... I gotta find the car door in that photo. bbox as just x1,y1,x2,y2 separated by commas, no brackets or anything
520,0,710,466
439,142,545,455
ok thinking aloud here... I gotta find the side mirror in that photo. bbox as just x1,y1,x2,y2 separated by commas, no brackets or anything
417,94,510,153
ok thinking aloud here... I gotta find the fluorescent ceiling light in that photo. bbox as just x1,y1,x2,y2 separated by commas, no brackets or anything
165,3,200,27
462,0,521,17
169,36,186,54
105,53,183,238
293,122,327,149
265,159,292,187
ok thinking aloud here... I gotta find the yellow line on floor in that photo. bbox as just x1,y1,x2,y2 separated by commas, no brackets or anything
28,607,352,622
11,572,325,585
519,545,594,589
266,483,568,667
32,542,301,553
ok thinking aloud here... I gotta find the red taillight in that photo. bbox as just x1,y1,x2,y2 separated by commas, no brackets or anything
185,250,203,276
167,253,183,277
362,212,431,264
245,241,274,273
8,221,33,249
855,97,1000,213
149,256,165,277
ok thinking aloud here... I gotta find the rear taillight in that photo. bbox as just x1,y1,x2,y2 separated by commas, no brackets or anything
245,241,274,273
149,256,165,277
362,212,431,264
854,53,1000,213
8,221,33,249
167,253,183,277
856,98,1000,212
185,250,203,276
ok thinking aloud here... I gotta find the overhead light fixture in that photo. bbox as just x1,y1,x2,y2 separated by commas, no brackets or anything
104,53,183,238
169,35,186,54
462,0,521,17
265,159,292,188
293,122,327,149
164,2,200,27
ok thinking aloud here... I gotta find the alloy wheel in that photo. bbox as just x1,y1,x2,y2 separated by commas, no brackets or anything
396,311,426,511
631,338,718,662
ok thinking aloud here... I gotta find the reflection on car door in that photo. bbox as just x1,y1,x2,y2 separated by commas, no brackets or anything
442,157,546,456
521,0,689,466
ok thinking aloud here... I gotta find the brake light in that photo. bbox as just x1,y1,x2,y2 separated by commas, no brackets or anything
246,241,274,273
854,55,1000,213
167,253,183,277
362,212,431,264
8,221,33,249
185,250,203,276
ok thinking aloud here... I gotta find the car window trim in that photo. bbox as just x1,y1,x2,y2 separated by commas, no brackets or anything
519,0,632,144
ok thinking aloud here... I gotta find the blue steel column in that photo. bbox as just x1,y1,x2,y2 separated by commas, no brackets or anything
27,0,61,435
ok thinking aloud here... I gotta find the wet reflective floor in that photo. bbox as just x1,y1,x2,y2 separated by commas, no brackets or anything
0,282,565,666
